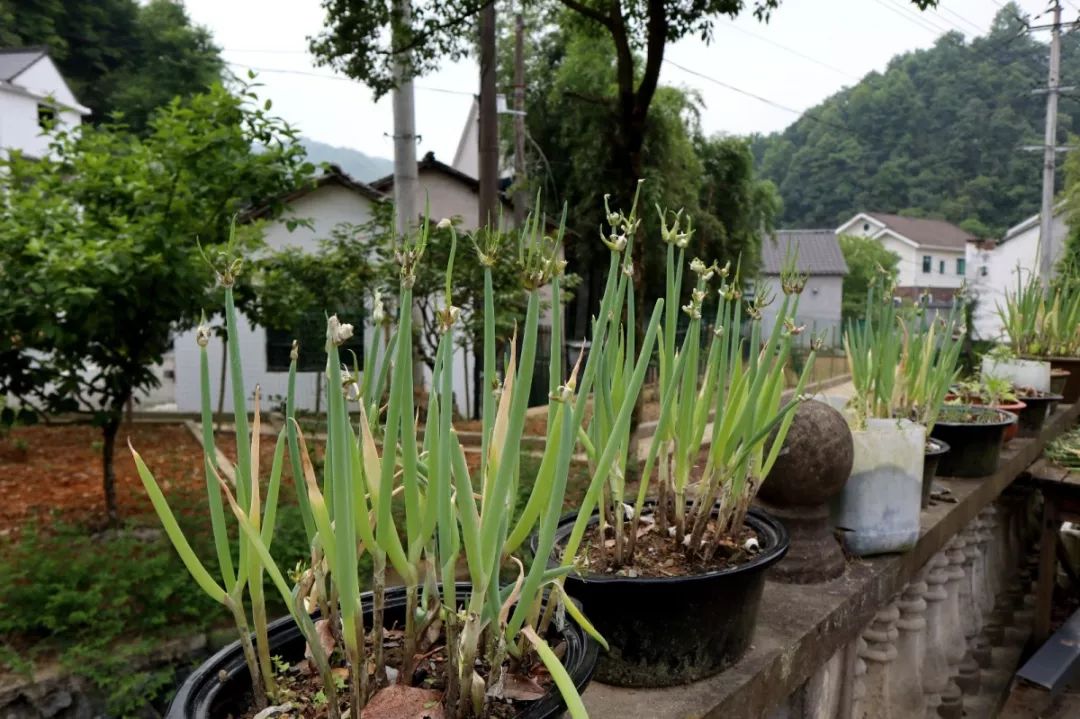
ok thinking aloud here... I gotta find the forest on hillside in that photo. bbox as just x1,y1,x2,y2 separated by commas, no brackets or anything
751,5,1080,237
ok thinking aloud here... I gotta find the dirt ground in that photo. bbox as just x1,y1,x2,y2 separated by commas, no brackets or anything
0,422,285,535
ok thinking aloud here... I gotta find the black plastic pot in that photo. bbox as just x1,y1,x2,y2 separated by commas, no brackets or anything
929,405,1017,478
1016,393,1063,438
1048,357,1080,403
921,438,949,508
167,585,599,719
545,506,789,687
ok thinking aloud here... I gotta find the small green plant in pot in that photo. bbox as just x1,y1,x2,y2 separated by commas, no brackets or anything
993,271,1052,390
131,215,662,719
998,267,1080,401
540,200,818,687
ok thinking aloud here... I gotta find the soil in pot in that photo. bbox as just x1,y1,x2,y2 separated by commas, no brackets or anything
930,405,1016,478
922,438,949,508
1014,388,1064,438
548,506,788,687
168,585,599,719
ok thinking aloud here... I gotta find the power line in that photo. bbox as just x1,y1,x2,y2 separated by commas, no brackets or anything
720,21,860,82
935,5,987,35
661,58,851,133
224,61,475,96
871,0,950,35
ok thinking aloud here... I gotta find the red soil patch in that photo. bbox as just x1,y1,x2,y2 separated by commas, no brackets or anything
0,422,291,535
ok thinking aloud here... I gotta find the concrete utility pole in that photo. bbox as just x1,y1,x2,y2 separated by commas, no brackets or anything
391,0,419,242
1038,0,1063,282
478,1,499,231
512,10,527,227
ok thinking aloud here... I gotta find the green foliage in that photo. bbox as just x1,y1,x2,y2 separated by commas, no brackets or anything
753,6,1064,234
0,0,224,133
0,82,313,519
0,522,219,716
838,234,901,322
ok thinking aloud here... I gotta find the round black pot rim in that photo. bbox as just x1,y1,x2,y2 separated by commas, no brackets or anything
1018,393,1064,404
548,505,789,587
925,437,949,457
169,583,599,719
935,404,1017,429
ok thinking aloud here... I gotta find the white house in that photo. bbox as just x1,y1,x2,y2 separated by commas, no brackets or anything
758,230,849,348
965,208,1069,341
0,47,89,158
172,166,386,414
836,212,972,292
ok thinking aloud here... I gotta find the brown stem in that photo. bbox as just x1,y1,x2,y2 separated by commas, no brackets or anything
444,612,461,717
249,575,278,700
101,415,120,528
656,448,669,535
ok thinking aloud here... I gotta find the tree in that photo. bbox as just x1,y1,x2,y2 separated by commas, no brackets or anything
838,234,901,322
0,0,224,133
753,5,1069,235
0,82,313,525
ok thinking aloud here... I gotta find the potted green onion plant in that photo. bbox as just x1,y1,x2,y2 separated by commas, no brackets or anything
832,285,925,555
540,199,816,687
998,268,1080,402
893,308,964,508
132,215,661,719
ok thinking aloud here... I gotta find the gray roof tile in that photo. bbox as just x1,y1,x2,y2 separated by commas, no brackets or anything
761,229,849,276
0,47,46,82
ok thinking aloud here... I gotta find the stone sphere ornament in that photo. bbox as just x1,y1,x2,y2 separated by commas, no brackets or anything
758,399,854,583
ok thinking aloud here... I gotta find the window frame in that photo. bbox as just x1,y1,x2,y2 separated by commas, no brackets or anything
922,255,932,273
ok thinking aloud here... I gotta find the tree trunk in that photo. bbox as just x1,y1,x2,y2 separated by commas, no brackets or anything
102,414,121,527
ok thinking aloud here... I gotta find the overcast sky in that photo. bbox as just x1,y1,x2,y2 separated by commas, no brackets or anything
184,0,1062,163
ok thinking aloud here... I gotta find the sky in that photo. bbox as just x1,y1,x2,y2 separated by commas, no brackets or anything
184,0,1063,164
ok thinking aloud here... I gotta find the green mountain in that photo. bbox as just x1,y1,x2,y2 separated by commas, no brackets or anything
751,6,1080,237
300,137,393,182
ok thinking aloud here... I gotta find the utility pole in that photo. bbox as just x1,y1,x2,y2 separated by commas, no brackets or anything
1038,0,1063,282
512,10,527,227
391,0,424,385
391,0,419,243
478,1,499,232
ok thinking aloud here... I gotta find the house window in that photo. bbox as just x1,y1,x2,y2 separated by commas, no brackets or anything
956,258,966,275
981,266,988,277
922,256,932,273
863,222,870,232
37,104,56,130
266,310,364,372
938,260,945,274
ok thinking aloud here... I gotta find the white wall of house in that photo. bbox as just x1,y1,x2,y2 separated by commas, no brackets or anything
840,224,965,289
173,185,379,414
0,56,86,159
965,212,1069,341
760,275,845,348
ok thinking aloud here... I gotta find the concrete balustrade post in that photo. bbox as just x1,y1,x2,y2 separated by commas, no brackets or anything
858,604,899,719
922,553,951,715
893,580,928,719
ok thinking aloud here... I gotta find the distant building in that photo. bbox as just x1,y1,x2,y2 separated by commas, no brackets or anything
759,229,849,348
836,212,972,292
965,207,1069,341
172,165,386,414
0,47,89,158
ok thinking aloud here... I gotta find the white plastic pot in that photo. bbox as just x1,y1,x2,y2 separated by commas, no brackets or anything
831,418,925,556
982,356,1051,392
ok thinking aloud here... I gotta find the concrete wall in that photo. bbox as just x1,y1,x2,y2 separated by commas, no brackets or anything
966,213,1069,341
759,274,845,348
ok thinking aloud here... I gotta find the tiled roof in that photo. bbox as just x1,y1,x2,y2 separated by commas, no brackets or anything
0,47,46,82
761,229,849,276
866,212,973,250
